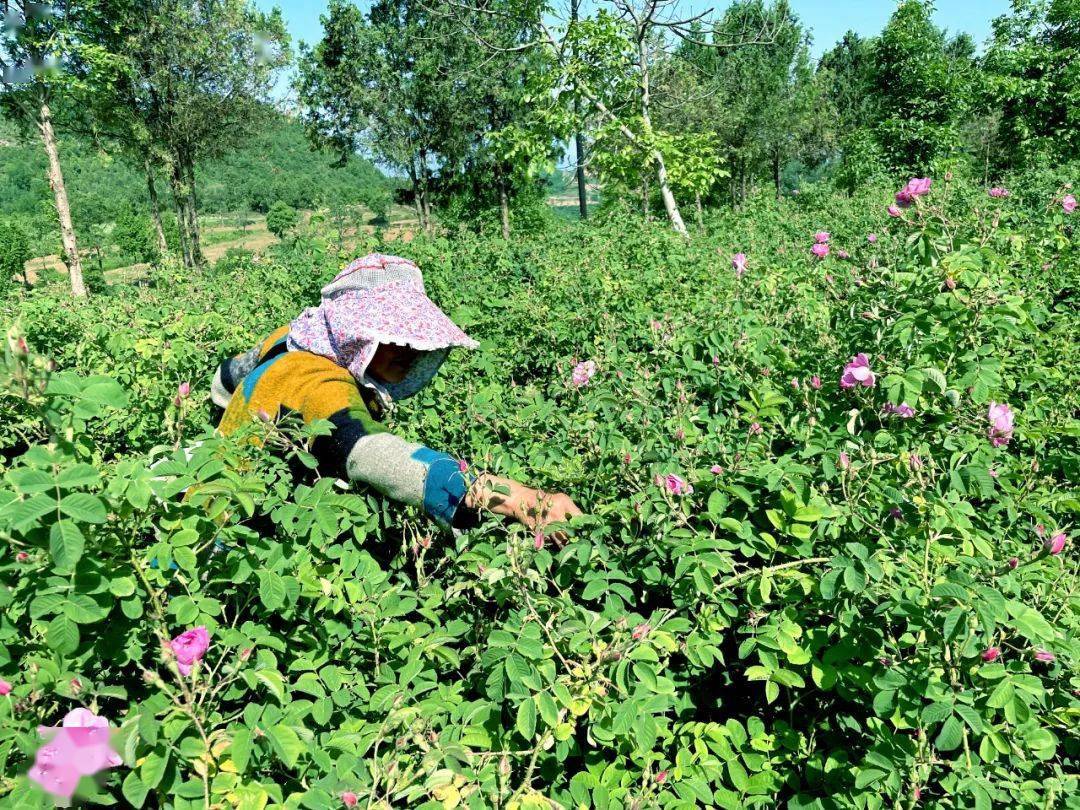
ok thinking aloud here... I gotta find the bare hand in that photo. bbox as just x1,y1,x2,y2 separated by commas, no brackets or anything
520,490,583,546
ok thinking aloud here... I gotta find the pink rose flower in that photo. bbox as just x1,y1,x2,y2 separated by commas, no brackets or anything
809,375,821,390
840,353,876,389
342,792,359,808
748,422,763,436
838,451,851,471
1044,532,1066,555
837,250,850,259
0,679,11,695
732,252,748,278
177,381,191,399
987,401,1014,447
988,187,1009,198
1008,557,1019,569
981,647,1000,662
660,474,692,496
1063,194,1076,214
16,551,28,562
28,709,122,799
887,204,903,217
867,233,877,243
572,360,597,388
170,626,210,676
811,243,830,259
656,770,668,784
711,355,720,367
790,377,799,389
882,402,915,418
533,530,545,550
1033,649,1055,662
623,452,631,464
710,465,723,475
814,231,830,244
897,178,932,206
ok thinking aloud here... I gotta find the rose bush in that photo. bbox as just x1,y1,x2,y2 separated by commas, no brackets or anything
0,178,1077,808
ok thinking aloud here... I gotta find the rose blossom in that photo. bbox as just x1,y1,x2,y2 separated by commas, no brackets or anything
170,626,210,676
882,402,915,418
1008,557,1019,569
908,454,924,472
177,381,191,399
809,375,821,390
710,465,723,475
790,377,799,389
1044,532,1066,555
1063,194,1076,214
987,402,1014,447
1033,649,1055,662
811,243,830,259
659,474,692,496
572,360,597,388
840,353,876,389
732,253,748,278
631,623,651,641
342,792,359,808
814,231,830,244
887,204,903,217
981,647,1000,662
0,679,11,695
867,233,877,243
838,451,850,471
988,187,1009,198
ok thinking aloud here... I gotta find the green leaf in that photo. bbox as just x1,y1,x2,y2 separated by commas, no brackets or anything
268,723,304,768
516,697,537,740
1005,600,1054,642
954,704,983,734
258,571,286,610
46,615,79,655
935,716,963,751
122,771,149,808
140,751,169,789
49,521,85,571
231,728,252,774
537,692,559,727
58,493,107,524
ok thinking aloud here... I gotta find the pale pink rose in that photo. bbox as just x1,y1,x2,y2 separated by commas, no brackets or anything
170,626,210,676
661,474,692,496
811,243,830,259
837,250,850,259
839,451,851,471
790,377,799,389
177,381,191,399
748,422,763,436
809,375,821,390
1044,532,1066,555
572,360,598,388
988,187,1009,198
1036,524,1046,537
710,465,723,475
0,679,11,695
867,233,877,243
882,402,915,418
840,353,875,389
814,231,830,244
981,647,1000,662
988,467,999,478
28,709,123,800
1034,649,1055,662
1063,194,1076,214
533,530,545,550
987,401,1014,447
887,204,903,218
732,253,748,278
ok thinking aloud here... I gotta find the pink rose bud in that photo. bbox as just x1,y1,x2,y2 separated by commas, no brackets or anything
749,422,763,436
887,204,903,217
623,452,631,464
814,231,830,244
16,551,29,562
533,530,544,550
944,277,956,291
631,623,651,641
1034,649,1055,662
837,250,850,260
987,402,1015,447
257,408,272,422
0,679,11,695
172,396,182,407
839,451,851,471
1044,533,1066,555
890,507,903,520
458,459,468,473
70,678,82,694
240,647,253,661
908,454,924,472
177,381,191,399
790,378,799,389
15,337,28,354
711,355,720,367
710,465,723,475
341,792,359,808
675,428,685,441
809,375,821,390
656,770,668,784
913,787,921,802
1008,557,1018,569
981,647,1000,662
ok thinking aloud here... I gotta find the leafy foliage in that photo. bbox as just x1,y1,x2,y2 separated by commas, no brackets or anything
1,177,1077,807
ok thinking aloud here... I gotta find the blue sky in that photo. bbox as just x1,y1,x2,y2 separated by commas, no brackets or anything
257,0,1013,62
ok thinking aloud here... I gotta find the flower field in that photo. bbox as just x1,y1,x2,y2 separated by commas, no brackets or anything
1,179,1078,808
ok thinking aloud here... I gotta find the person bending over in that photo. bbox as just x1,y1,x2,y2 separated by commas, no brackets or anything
211,253,582,537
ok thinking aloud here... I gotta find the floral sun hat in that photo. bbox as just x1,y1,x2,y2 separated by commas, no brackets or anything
288,253,478,407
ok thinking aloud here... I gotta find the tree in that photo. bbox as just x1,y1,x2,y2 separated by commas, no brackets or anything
266,201,298,240
869,0,974,173
0,218,31,290
983,0,1080,169
0,0,89,297
85,0,290,269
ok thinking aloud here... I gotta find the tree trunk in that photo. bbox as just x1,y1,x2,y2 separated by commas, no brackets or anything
571,0,588,220
497,165,510,239
695,192,703,226
773,151,781,200
181,151,204,266
637,38,687,237
38,103,86,298
169,155,194,269
145,157,169,259
418,149,433,234
642,176,650,220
